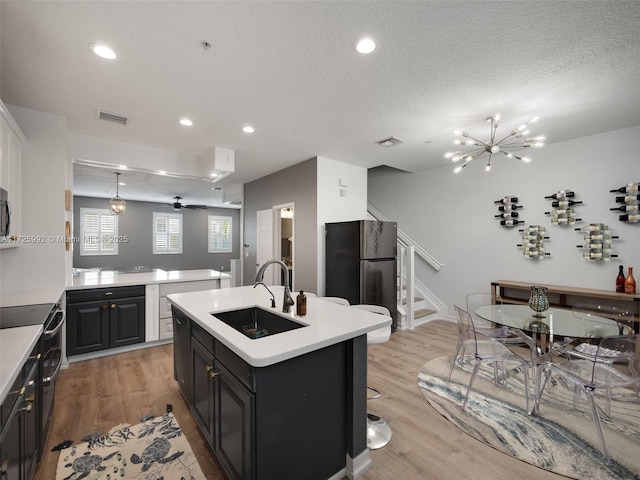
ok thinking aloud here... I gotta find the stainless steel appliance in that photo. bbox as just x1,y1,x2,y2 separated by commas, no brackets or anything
0,301,65,459
325,220,398,330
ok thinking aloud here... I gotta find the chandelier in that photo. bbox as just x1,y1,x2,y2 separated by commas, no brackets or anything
445,114,546,173
109,172,126,215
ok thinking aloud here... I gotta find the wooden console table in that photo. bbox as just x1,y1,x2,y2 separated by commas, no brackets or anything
491,280,640,332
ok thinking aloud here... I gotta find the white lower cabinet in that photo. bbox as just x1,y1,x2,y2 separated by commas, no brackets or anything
158,280,220,340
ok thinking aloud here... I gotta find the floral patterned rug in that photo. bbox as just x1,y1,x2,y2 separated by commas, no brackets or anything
418,356,640,480
56,412,205,480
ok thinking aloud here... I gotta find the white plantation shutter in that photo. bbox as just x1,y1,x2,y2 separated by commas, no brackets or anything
153,212,182,254
208,215,232,253
80,208,119,256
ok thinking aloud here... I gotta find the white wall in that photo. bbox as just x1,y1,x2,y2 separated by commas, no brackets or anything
316,156,367,295
0,105,68,302
368,126,640,316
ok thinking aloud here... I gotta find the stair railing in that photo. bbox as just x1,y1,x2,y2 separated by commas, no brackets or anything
368,204,444,330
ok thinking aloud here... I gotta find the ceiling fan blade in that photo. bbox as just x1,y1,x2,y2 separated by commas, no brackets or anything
184,204,208,209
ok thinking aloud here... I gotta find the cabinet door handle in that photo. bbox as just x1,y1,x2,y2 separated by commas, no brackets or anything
20,394,35,413
175,317,182,325
206,365,218,379
102,304,108,310
111,303,116,309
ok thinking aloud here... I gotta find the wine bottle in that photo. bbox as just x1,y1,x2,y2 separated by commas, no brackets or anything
519,225,545,233
610,183,639,194
625,267,636,294
544,190,574,199
524,250,550,258
614,194,640,203
494,196,518,204
619,214,640,223
551,216,581,225
498,204,522,212
544,208,575,216
610,204,639,213
517,242,543,249
494,212,519,218
583,252,618,260
616,265,625,293
500,219,523,226
577,244,612,251
551,200,583,208
584,233,618,241
575,223,608,233
522,234,549,241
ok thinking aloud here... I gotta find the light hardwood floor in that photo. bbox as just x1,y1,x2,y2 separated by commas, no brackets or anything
35,320,563,480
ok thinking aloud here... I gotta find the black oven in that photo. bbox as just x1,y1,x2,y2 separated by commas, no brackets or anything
0,300,65,459
40,308,64,444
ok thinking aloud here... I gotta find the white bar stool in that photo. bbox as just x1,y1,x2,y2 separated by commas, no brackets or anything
351,304,392,450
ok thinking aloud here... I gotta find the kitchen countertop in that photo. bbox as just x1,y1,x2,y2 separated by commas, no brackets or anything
0,287,65,308
0,325,42,403
69,268,231,289
168,285,391,367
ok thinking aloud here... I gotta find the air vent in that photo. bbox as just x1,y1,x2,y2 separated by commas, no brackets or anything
376,136,405,147
96,110,128,125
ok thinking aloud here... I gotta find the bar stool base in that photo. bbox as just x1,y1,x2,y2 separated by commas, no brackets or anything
367,413,392,450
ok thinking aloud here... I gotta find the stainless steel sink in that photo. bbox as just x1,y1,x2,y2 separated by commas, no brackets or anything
212,307,306,339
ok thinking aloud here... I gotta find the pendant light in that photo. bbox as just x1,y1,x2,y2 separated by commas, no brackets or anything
109,172,126,215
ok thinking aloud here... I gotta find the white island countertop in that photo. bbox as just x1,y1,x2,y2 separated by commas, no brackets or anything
0,325,42,402
69,268,231,289
168,286,391,367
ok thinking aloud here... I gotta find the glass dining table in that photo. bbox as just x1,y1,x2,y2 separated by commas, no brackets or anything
475,304,620,356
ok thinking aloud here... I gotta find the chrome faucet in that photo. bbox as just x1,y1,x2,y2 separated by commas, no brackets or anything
254,260,295,313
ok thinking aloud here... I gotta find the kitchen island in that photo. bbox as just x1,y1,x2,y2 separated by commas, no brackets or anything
168,285,390,480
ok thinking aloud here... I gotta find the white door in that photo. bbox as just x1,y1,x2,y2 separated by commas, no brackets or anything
256,209,275,285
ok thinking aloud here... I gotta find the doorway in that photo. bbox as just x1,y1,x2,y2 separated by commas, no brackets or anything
255,203,295,289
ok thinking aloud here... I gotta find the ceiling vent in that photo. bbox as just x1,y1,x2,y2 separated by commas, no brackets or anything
376,136,405,147
96,110,128,125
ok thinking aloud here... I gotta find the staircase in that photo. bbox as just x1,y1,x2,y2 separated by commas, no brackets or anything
367,204,446,330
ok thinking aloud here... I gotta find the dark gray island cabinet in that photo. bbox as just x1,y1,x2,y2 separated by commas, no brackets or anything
172,304,370,480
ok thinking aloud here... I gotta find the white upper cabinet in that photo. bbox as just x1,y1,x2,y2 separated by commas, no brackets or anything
0,100,26,248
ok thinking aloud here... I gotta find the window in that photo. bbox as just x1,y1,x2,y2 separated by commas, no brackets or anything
153,212,183,254
208,215,232,253
79,208,119,256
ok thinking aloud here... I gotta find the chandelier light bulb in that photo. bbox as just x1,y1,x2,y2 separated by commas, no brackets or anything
447,114,545,173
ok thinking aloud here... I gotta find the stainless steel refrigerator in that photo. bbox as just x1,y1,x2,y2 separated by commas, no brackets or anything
325,220,398,330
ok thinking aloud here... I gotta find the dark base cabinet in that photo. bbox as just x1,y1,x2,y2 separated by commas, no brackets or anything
172,306,350,480
172,308,192,404
66,286,145,356
0,342,41,480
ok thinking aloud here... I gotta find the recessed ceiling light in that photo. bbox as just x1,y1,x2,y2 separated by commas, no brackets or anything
356,37,376,54
180,118,193,126
242,126,255,133
90,43,116,59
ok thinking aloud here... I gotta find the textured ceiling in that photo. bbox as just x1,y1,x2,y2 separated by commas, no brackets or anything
1,1,639,205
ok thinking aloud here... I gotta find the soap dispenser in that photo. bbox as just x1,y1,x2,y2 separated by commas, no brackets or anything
296,290,307,316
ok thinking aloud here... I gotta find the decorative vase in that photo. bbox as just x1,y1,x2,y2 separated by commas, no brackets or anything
528,286,549,319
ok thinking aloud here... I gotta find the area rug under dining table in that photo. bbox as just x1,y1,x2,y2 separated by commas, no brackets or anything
417,356,640,480
55,412,205,480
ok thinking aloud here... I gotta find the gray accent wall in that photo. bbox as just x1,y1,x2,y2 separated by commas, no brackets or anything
73,196,240,272
243,158,318,292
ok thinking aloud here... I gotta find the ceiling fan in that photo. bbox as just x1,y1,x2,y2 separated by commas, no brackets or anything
167,196,208,210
